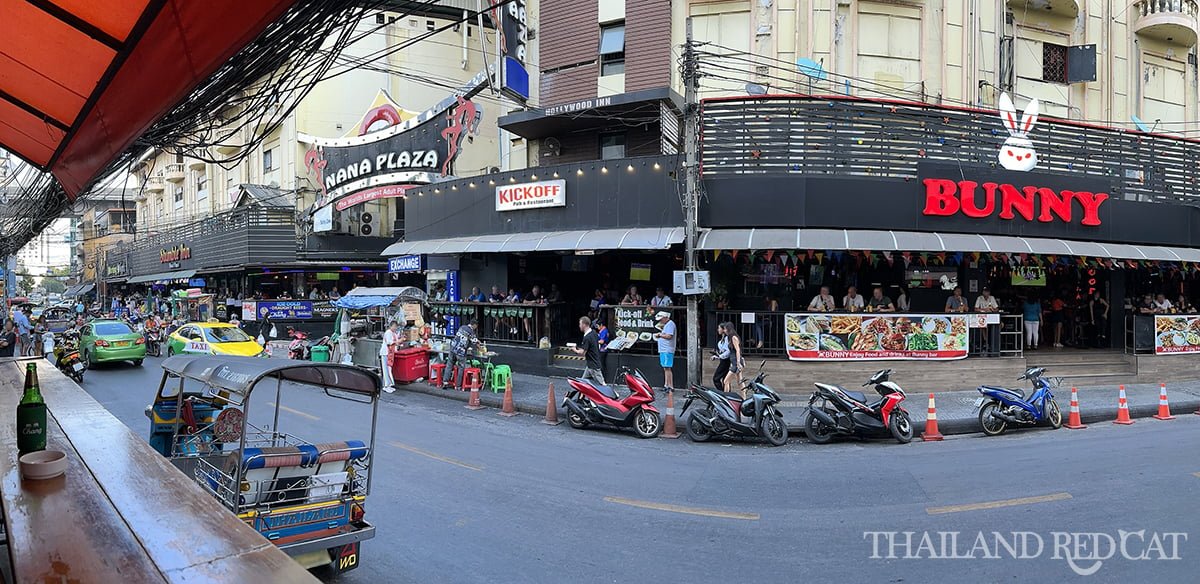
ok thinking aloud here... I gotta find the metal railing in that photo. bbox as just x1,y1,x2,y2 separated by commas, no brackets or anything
701,96,1200,206
429,302,574,346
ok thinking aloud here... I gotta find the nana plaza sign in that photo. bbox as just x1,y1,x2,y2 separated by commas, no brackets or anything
918,164,1110,227
496,179,566,212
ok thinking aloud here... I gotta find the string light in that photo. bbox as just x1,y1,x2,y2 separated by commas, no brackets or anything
552,171,559,178
488,179,495,185
531,174,538,180
601,166,608,173
653,163,661,170
576,169,583,176
509,177,516,182
626,164,634,172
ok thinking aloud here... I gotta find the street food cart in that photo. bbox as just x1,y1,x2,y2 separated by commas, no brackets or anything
169,288,215,321
331,286,429,371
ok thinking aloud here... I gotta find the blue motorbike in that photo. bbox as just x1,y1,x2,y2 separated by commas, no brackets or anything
975,366,1063,436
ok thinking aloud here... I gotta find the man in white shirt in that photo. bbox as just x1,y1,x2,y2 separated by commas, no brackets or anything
842,286,864,312
379,321,399,393
808,286,837,312
974,287,999,312
1153,293,1173,313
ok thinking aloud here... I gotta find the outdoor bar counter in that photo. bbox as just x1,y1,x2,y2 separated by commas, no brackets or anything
0,357,317,583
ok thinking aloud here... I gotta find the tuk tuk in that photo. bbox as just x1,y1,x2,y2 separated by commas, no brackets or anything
39,304,76,333
169,288,215,321
145,354,379,573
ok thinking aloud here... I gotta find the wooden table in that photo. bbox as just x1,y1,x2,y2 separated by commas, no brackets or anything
0,358,318,583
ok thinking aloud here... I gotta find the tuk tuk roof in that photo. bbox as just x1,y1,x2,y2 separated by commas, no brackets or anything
161,354,380,397
333,286,427,310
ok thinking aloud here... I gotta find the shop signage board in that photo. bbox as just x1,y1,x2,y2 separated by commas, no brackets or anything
495,179,566,212
240,301,337,320
784,313,970,361
492,0,530,102
388,255,424,273
1153,315,1200,355
612,306,661,347
313,204,334,232
160,244,191,264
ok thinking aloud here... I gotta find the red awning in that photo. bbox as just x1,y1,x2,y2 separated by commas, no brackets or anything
0,0,296,198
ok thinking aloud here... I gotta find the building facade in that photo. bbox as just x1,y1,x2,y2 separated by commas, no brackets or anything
96,4,530,316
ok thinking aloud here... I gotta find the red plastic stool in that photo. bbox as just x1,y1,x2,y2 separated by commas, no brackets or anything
429,363,447,387
462,367,483,392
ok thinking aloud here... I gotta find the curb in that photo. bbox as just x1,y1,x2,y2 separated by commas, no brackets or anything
395,381,1200,436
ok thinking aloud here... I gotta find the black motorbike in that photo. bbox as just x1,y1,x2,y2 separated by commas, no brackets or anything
681,361,788,446
804,369,913,444
144,327,163,357
53,330,85,384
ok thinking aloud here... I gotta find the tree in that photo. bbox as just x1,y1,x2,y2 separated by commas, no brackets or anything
16,278,32,295
43,279,66,294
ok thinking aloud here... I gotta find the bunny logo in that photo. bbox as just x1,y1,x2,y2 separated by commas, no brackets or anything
997,92,1039,172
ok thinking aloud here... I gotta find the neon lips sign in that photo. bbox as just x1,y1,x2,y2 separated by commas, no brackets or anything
922,178,1109,226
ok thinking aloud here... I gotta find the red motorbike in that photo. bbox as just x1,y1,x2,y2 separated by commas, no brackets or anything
563,367,662,438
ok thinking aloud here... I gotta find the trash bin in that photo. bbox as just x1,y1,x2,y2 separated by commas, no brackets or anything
310,345,331,362
394,346,429,384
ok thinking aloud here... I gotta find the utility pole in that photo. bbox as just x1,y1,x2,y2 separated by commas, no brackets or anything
682,18,701,387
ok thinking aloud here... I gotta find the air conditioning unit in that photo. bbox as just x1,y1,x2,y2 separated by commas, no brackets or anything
359,209,380,236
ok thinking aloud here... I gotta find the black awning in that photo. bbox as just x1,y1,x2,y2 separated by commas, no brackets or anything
498,87,683,139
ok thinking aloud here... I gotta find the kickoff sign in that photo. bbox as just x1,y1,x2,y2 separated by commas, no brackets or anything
495,179,566,212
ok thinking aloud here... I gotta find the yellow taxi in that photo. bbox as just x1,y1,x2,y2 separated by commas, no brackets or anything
165,322,266,357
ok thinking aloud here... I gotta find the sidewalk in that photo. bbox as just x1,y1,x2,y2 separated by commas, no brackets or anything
392,373,1200,436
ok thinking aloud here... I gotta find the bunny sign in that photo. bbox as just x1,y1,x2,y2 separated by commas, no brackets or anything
997,92,1040,172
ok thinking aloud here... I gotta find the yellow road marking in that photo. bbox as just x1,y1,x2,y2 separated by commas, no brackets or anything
267,402,320,421
926,492,1072,515
389,441,483,472
603,496,759,521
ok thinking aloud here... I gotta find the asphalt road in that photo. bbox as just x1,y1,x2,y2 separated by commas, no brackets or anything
81,355,1200,583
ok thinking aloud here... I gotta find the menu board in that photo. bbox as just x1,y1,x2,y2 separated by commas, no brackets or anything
1153,315,1200,355
612,306,661,347
784,313,970,361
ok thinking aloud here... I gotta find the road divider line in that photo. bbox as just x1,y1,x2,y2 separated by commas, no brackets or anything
926,492,1072,515
266,402,320,421
603,496,759,520
389,441,483,472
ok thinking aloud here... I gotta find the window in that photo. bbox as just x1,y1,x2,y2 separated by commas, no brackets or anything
1043,42,1068,84
599,23,625,76
375,13,385,25
173,186,184,204
196,172,208,193
600,132,626,160
263,148,275,173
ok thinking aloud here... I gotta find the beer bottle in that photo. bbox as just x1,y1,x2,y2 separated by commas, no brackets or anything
17,362,46,453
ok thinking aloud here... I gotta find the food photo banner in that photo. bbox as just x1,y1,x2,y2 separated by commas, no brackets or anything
1153,315,1200,355
785,313,970,361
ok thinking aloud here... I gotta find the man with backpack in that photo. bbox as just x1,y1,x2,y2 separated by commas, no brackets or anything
443,318,479,390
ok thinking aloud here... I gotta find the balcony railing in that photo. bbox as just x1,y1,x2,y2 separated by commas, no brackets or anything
164,163,186,182
145,176,165,193
1005,0,1079,18
1134,0,1199,45
700,95,1200,206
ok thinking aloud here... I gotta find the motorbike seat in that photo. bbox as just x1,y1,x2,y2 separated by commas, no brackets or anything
579,378,618,400
982,385,1024,400
720,391,743,401
842,389,868,403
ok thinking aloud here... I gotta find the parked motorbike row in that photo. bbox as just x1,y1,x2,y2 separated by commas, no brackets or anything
563,362,1063,446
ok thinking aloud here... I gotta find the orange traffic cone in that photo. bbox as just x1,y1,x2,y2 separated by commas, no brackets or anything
465,382,484,411
920,393,944,441
1113,385,1134,425
498,376,518,417
660,389,679,439
1064,386,1086,429
1153,383,1175,420
542,382,561,425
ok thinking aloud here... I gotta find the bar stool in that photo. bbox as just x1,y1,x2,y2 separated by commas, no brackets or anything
462,367,483,392
489,364,512,393
428,363,447,387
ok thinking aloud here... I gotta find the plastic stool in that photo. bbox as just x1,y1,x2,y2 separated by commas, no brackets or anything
489,365,512,393
429,363,447,387
462,367,483,392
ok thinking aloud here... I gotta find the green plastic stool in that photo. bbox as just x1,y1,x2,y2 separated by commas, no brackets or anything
489,365,512,393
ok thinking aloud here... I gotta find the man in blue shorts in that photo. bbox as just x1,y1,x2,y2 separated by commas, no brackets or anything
653,311,676,393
